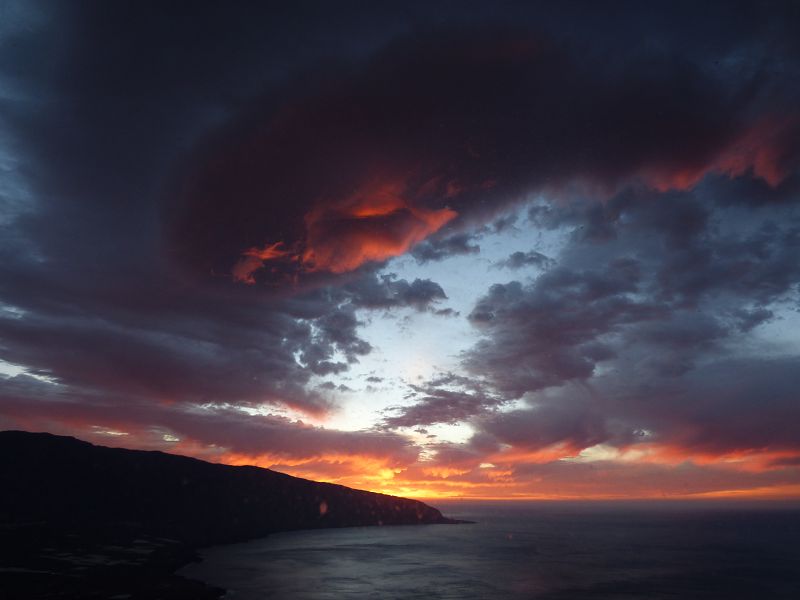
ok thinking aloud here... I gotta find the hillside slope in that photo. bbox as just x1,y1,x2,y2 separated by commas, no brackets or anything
0,430,462,599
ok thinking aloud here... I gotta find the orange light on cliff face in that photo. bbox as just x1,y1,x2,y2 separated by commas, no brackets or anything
232,178,457,283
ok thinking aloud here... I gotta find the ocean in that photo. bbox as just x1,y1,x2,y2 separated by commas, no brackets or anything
179,501,800,599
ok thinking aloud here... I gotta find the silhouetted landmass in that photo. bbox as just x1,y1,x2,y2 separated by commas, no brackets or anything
0,430,465,599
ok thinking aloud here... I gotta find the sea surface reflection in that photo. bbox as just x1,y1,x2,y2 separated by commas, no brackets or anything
180,501,800,599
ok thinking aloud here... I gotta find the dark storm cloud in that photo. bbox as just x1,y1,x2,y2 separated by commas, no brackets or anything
0,253,380,414
0,236,455,415
465,258,664,396
451,191,800,458
343,273,448,312
383,389,487,428
382,373,504,428
0,373,416,464
410,232,481,264
493,250,555,271
386,172,800,457
477,395,611,453
466,356,800,458
167,2,800,284
489,213,518,233
0,1,460,449
619,357,800,454
732,307,774,332
383,387,499,429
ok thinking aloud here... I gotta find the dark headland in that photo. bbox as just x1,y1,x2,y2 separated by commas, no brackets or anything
0,430,467,599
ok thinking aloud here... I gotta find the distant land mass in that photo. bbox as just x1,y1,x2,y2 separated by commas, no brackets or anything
0,430,465,599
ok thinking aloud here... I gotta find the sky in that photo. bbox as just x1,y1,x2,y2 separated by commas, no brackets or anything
1,0,800,500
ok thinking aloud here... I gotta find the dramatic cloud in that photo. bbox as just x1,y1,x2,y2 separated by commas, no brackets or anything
0,374,417,476
1,0,799,499
411,232,481,264
494,250,555,271
383,374,504,428
344,273,449,312
168,17,800,286
425,191,800,479
466,258,662,396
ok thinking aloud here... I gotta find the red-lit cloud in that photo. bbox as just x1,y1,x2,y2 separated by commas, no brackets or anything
232,242,291,284
232,179,457,284
645,116,800,192
168,29,799,289
2,369,799,500
300,180,457,273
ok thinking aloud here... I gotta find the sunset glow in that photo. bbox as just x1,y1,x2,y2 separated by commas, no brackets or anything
2,1,799,505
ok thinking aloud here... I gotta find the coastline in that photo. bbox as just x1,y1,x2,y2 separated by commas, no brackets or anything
0,432,469,599
1,522,224,599
2,519,475,599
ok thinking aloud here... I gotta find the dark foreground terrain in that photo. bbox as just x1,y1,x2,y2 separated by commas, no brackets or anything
0,430,463,599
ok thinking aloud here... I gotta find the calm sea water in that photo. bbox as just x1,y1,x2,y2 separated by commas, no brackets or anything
180,501,800,599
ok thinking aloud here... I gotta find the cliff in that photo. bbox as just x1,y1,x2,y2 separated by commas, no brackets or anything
0,430,462,598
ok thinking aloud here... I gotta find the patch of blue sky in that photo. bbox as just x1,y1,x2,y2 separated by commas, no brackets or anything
318,201,572,439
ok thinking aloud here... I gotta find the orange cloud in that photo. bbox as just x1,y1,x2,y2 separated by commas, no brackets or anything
715,115,800,187
232,178,457,283
230,113,799,285
232,241,292,284
201,439,800,501
645,116,800,192
27,410,797,502
32,415,800,501
301,179,457,273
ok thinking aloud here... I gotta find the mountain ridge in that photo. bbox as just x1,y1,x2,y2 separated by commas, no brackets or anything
0,429,465,599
